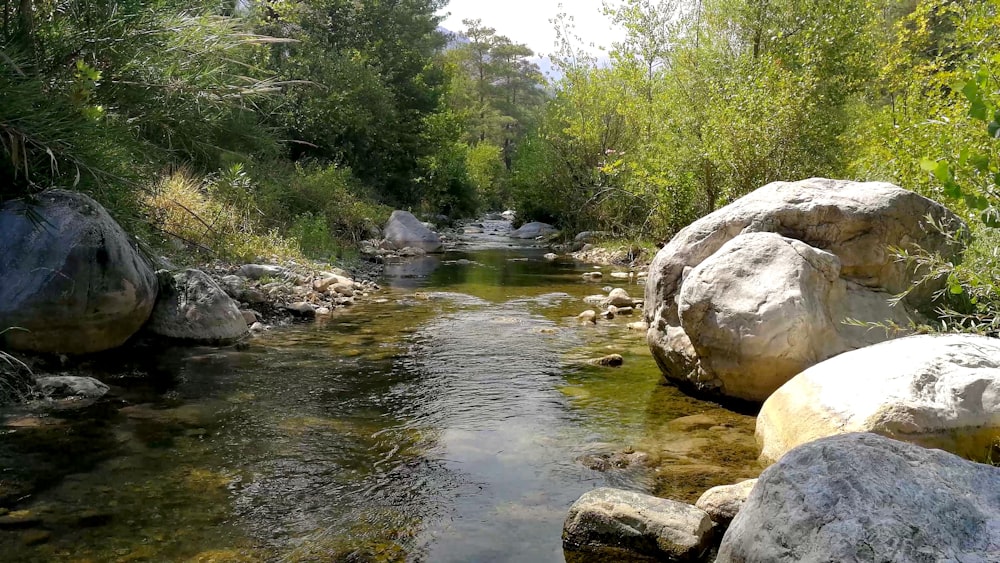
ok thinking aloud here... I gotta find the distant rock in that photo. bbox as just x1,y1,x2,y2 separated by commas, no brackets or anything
236,264,292,280
756,333,1000,463
146,269,248,343
510,221,557,239
563,487,713,562
0,190,158,354
717,433,1000,562
605,288,634,308
384,210,443,252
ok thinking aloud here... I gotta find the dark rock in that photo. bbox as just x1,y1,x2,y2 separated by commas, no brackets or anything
0,190,157,354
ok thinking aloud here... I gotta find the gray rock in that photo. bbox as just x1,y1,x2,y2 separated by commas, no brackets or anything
501,209,517,221
644,178,965,402
695,478,756,528
236,264,291,280
285,302,316,318
383,210,442,252
606,288,634,308
717,433,1000,562
146,269,248,343
575,231,609,242
677,233,914,401
0,190,158,354
36,376,109,399
510,221,557,239
757,333,1000,463
218,275,245,299
563,487,713,561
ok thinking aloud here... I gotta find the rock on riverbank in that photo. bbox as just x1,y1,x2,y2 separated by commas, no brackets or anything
0,190,158,355
644,178,965,402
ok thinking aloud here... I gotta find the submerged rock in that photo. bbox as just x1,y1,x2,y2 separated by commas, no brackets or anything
644,178,965,402
591,354,624,367
756,333,1000,463
0,190,158,354
563,487,713,562
146,269,248,343
717,433,1000,562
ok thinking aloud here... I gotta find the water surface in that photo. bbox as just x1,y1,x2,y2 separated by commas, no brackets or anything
0,223,759,561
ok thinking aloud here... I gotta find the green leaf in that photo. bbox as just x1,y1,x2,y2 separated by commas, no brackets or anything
950,283,965,295
965,194,989,210
920,157,940,172
969,152,991,172
943,179,962,199
970,100,989,122
989,121,1000,139
933,161,952,183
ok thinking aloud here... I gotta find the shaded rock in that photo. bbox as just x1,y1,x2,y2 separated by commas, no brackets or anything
717,433,1000,563
285,302,316,318
240,310,258,325
146,269,248,343
645,178,964,402
384,210,442,252
575,231,608,243
563,487,713,562
695,478,756,527
0,190,158,354
757,333,1000,463
35,376,109,399
0,511,42,529
510,221,557,239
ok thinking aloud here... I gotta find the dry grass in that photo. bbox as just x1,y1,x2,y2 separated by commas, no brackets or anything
145,169,302,262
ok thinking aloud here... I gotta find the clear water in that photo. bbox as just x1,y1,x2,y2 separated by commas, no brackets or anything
0,223,760,562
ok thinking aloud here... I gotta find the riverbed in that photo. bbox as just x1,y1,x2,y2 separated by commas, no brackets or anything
0,222,760,562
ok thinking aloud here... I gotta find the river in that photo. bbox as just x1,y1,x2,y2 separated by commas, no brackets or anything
0,221,759,562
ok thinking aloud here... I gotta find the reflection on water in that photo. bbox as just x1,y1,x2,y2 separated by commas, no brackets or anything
0,227,759,562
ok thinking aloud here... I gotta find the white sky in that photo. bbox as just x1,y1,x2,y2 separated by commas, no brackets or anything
437,0,623,58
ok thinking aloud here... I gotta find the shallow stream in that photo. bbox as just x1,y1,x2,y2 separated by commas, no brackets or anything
0,221,760,562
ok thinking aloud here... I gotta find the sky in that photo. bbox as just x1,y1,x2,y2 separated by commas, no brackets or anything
437,0,623,59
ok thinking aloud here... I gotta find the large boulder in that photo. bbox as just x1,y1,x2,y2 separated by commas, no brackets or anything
716,433,1000,562
0,190,158,354
509,221,557,239
676,233,914,401
563,487,714,562
644,178,964,402
383,210,442,252
757,333,1000,463
145,269,248,343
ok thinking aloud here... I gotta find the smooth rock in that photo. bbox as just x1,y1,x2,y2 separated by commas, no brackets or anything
606,288,634,308
563,487,713,562
249,322,266,332
0,190,158,354
35,376,109,399
544,253,558,260
695,479,756,528
574,231,608,242
383,210,442,252
583,295,607,306
146,269,248,343
510,222,557,239
240,310,258,325
757,333,1000,463
716,433,1000,562
644,178,964,402
677,233,914,401
582,271,603,279
610,272,630,279
578,310,597,324
627,321,649,331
